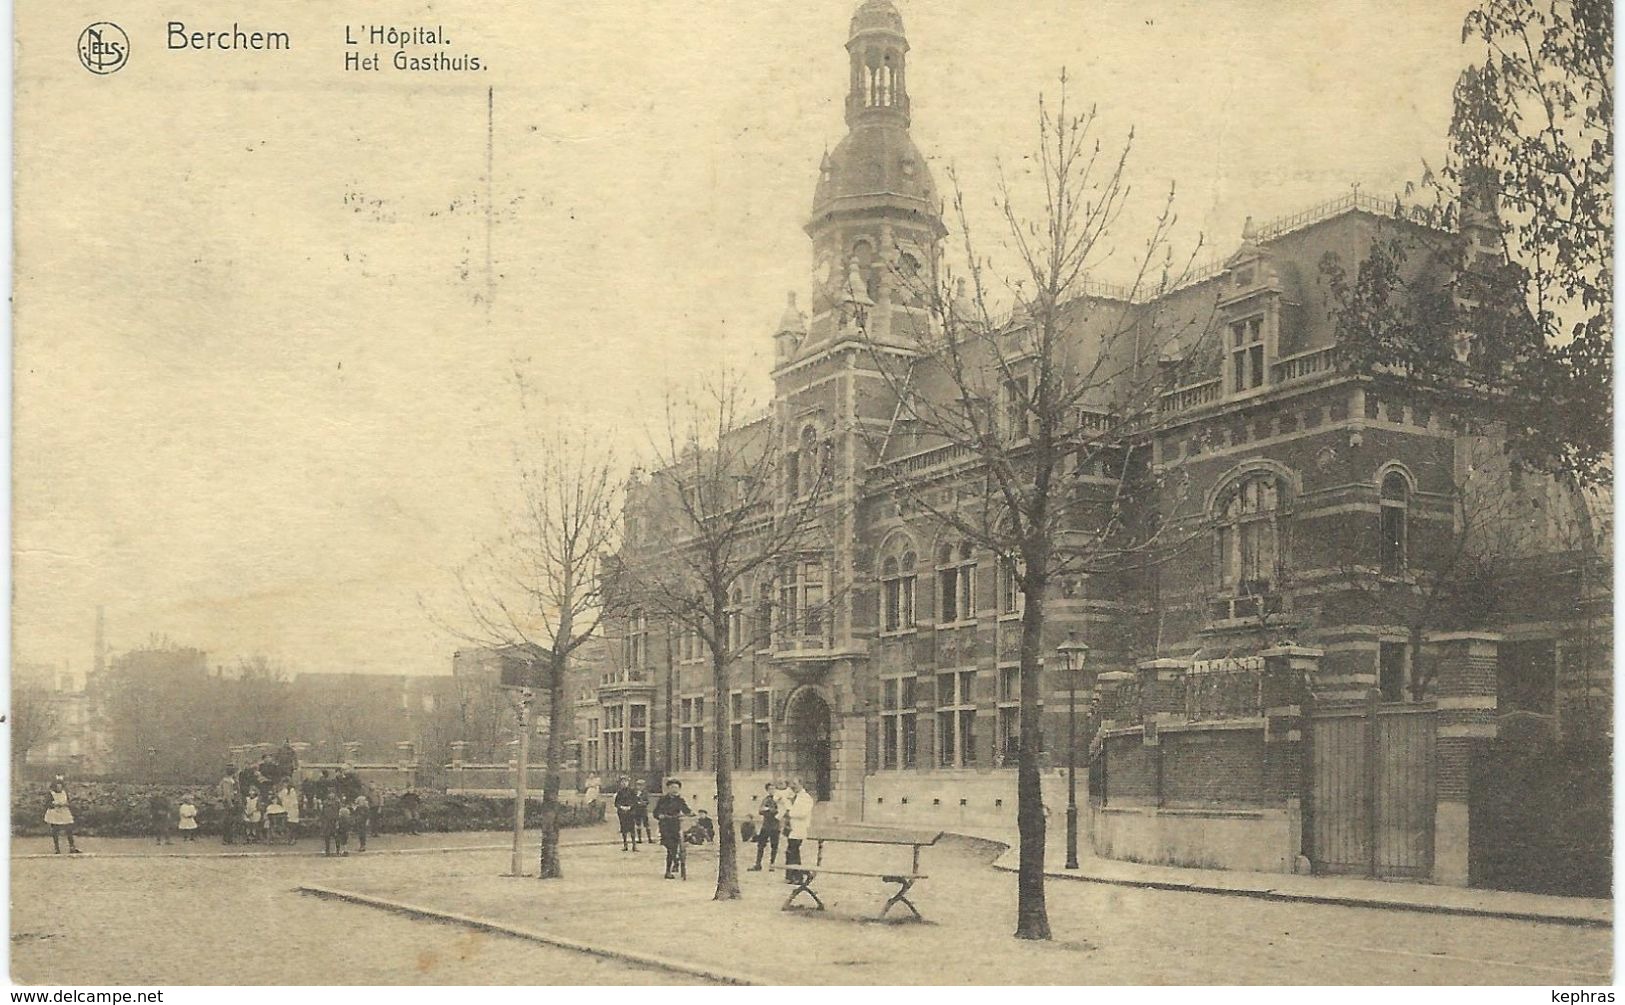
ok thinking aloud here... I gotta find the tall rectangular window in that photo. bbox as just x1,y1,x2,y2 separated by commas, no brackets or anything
996,666,1023,763
679,697,706,771
753,688,773,770
1379,643,1408,703
937,543,976,623
1380,472,1410,576
629,703,649,770
726,588,744,652
779,563,799,639
1229,317,1265,392
881,675,918,769
604,705,626,772
729,691,744,770
999,558,1024,615
779,555,827,639
802,556,826,635
936,670,977,767
1218,474,1283,595
1002,376,1031,440
881,551,919,634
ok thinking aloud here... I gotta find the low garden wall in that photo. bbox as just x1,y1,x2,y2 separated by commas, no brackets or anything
1085,649,1315,874
11,781,605,838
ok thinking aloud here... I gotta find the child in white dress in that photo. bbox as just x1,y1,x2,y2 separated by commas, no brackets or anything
178,798,198,841
44,778,81,854
243,786,262,842
265,787,288,841
281,782,300,843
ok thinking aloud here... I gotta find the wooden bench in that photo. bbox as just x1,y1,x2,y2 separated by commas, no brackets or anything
768,826,942,921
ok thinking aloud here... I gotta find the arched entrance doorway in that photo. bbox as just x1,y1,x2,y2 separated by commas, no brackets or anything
783,687,833,801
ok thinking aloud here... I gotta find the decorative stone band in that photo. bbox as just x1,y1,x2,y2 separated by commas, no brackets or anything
1425,630,1505,644
1435,695,1497,710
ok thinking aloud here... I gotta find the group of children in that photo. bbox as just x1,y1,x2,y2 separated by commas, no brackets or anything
236,782,302,843
213,762,391,855
44,761,420,857
609,775,721,879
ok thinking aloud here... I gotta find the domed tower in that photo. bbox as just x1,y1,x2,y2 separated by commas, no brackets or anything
799,0,946,356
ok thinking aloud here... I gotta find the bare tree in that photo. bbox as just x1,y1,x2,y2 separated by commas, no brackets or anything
11,684,62,772
857,77,1209,940
612,371,830,901
454,419,620,880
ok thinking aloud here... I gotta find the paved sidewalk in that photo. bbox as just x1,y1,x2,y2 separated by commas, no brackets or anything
963,828,1611,928
300,837,1611,984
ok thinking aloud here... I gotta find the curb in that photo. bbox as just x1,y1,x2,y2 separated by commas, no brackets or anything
297,884,762,985
984,850,1612,929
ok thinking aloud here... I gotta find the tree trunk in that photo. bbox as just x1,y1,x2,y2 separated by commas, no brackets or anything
1014,567,1052,940
537,651,568,879
712,603,741,900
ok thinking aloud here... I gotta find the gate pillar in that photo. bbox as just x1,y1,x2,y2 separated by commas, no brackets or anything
1262,646,1319,872
1425,631,1501,886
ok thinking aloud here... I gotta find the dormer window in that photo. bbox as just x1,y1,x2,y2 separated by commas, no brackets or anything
1235,266,1255,287
1229,317,1265,393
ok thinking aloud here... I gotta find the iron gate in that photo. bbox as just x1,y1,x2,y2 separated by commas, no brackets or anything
1308,700,1435,878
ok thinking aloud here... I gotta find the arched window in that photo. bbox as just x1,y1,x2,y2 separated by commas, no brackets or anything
881,548,918,633
937,542,976,623
1380,471,1410,576
1216,473,1286,594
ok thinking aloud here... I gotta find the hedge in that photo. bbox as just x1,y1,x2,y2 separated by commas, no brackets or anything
12,782,605,838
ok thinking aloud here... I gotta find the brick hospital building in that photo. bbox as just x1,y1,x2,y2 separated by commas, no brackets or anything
583,1,1611,894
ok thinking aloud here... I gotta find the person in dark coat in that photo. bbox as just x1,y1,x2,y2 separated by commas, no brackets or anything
652,779,691,879
148,791,173,845
307,770,331,814
216,768,241,844
612,776,638,851
685,809,715,845
320,794,345,856
749,782,780,870
400,789,423,835
236,764,258,804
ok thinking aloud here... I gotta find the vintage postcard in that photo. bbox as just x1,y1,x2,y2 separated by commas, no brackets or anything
9,0,1613,991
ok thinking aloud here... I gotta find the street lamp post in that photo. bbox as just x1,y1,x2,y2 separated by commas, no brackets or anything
1056,632,1090,870
510,688,534,877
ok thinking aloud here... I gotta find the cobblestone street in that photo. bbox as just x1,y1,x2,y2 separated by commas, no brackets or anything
11,825,1611,985
10,831,692,986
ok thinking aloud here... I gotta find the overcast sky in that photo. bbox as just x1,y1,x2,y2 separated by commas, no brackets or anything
15,0,1476,677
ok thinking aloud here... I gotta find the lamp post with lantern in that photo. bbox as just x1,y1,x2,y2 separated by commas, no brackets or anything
1056,632,1090,870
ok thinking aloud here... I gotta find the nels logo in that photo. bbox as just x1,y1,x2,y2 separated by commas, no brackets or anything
78,21,129,74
